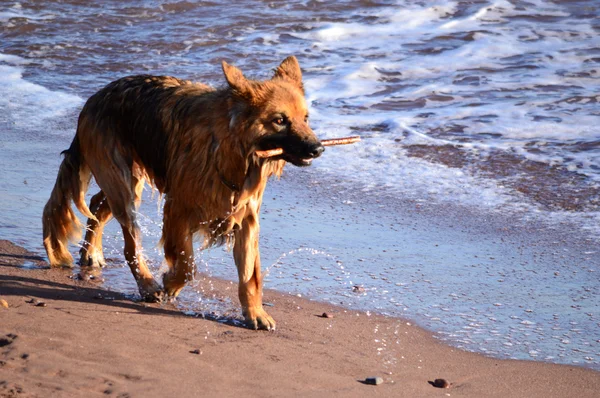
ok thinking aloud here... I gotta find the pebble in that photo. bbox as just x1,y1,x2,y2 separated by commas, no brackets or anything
352,285,365,293
365,377,384,385
0,299,8,309
189,349,202,355
321,312,333,318
432,379,451,388
0,334,18,347
35,302,47,307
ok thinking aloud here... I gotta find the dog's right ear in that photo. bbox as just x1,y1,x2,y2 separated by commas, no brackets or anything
222,61,253,99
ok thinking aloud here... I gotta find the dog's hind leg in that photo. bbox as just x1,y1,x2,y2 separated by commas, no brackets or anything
161,200,195,299
123,176,162,302
93,162,162,302
120,219,163,302
79,191,113,267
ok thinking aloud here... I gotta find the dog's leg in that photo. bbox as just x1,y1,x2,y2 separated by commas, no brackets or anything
122,176,161,302
120,219,163,302
233,216,275,331
97,173,162,302
162,200,195,298
79,191,112,267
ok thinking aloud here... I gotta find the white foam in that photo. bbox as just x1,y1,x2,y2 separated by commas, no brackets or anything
0,54,82,129
282,0,600,236
0,6,55,22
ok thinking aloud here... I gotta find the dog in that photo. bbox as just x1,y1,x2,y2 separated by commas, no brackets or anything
42,56,324,330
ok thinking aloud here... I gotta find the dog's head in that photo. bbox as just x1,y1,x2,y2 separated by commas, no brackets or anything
222,56,324,167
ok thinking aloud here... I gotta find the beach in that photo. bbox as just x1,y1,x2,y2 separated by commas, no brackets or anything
1,0,599,395
1,239,598,398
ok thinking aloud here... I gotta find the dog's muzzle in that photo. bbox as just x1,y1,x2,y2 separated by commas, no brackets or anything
292,142,324,167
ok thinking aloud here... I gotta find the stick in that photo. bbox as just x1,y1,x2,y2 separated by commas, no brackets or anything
255,136,361,158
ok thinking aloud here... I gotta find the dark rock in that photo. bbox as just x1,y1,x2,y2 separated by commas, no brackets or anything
352,285,365,293
0,334,17,347
365,376,383,385
432,378,450,388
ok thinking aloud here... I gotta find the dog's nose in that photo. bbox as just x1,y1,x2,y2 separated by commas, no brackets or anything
309,143,325,158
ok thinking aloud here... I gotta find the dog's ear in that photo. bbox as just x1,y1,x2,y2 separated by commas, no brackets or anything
273,56,303,91
222,61,254,99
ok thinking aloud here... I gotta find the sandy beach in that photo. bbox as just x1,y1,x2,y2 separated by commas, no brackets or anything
2,1,600,396
1,239,598,397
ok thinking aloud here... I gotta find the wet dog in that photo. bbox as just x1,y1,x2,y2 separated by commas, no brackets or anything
42,56,323,330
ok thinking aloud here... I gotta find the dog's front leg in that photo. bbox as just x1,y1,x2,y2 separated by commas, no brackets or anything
162,201,195,299
233,216,275,331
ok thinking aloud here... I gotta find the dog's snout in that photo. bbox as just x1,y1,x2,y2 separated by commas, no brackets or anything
310,143,325,158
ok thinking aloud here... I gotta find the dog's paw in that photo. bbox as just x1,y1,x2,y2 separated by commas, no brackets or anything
138,279,165,303
244,307,276,331
78,249,106,268
142,289,165,303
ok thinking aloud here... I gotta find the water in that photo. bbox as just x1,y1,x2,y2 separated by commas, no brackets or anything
1,0,599,369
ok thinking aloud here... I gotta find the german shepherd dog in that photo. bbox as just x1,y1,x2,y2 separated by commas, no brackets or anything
42,56,323,330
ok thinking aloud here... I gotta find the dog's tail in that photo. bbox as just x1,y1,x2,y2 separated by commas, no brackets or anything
42,134,96,267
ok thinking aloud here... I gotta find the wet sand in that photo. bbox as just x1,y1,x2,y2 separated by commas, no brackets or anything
1,239,598,397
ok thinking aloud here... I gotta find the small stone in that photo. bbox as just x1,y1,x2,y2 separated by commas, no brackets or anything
0,334,17,347
0,299,8,309
189,349,202,355
352,285,365,293
365,377,384,385
432,378,450,388
321,312,333,318
35,302,47,307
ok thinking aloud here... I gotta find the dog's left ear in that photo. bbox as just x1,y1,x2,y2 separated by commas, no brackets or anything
273,56,303,91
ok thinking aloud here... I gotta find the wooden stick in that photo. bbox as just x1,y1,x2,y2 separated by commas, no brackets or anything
255,136,361,158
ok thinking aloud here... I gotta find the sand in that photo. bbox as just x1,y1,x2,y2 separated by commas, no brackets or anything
0,239,598,397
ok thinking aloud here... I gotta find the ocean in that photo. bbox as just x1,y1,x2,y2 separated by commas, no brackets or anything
1,0,598,369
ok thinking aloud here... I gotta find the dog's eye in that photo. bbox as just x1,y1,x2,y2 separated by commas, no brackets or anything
273,117,286,126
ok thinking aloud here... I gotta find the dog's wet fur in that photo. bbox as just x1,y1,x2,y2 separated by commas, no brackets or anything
42,56,323,330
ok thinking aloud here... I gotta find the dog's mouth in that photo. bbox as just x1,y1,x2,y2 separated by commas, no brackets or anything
255,135,325,167
282,154,316,167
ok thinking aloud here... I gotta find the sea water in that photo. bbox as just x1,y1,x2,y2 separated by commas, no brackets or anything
1,0,598,369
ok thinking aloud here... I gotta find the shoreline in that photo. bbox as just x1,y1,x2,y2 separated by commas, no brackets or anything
7,164,599,372
1,239,598,397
